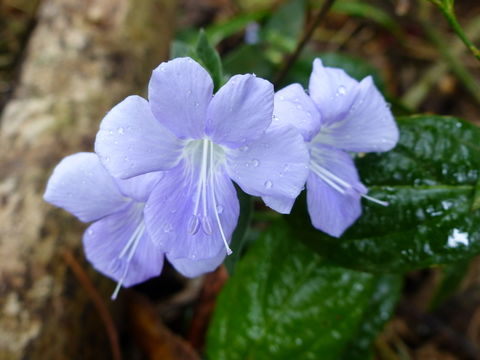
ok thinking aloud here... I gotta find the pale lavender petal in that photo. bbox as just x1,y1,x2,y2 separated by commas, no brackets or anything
145,163,239,260
167,248,227,278
148,57,213,139
44,152,127,222
116,171,165,203
307,145,366,237
262,195,296,214
95,95,183,179
307,172,362,237
274,83,321,141
313,76,399,152
206,74,274,147
225,125,309,211
83,203,164,288
308,58,358,125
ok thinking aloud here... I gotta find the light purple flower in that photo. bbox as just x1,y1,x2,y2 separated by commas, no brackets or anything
272,59,399,237
43,152,164,298
95,57,309,272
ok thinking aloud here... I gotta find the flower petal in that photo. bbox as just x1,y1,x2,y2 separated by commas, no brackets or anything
307,146,365,237
148,57,213,139
44,152,127,222
167,248,226,278
206,74,274,147
313,76,399,152
145,163,239,260
274,83,321,141
307,173,362,237
225,125,309,211
83,204,164,288
95,95,183,179
308,58,358,125
262,195,296,214
116,171,165,203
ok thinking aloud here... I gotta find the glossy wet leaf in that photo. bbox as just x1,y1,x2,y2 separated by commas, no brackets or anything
341,274,403,360
206,221,389,360
294,115,480,272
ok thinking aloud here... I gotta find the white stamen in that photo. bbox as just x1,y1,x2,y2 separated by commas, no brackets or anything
111,221,145,300
188,214,201,234
310,155,389,207
209,142,232,255
361,194,389,206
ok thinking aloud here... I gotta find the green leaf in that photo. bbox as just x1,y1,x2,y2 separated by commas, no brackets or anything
224,189,253,275
193,30,224,91
430,260,470,310
331,0,402,36
261,0,306,64
341,274,403,360
206,221,393,360
294,115,480,273
170,40,193,59
206,10,269,46
223,44,275,79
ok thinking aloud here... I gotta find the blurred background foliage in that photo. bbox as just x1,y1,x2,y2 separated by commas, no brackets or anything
2,0,480,359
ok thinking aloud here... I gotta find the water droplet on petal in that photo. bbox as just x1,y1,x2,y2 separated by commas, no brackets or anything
337,85,347,96
279,95,285,101
239,145,249,152
187,89,192,95
283,163,290,171
264,180,273,189
87,229,94,236
109,130,114,135
117,127,124,135
194,102,200,107
164,224,173,233
216,205,224,214
188,215,200,235
202,216,212,235
252,159,259,167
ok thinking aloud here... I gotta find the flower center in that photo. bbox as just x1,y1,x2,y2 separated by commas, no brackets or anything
183,139,232,255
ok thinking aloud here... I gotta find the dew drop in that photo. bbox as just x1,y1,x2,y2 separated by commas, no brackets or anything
104,156,110,162
279,95,285,101
239,145,249,152
283,163,290,171
123,156,129,162
109,130,114,135
194,102,200,107
202,216,213,235
164,224,173,233
264,180,273,189
186,89,192,95
188,215,200,235
117,127,124,135
337,85,347,96
252,159,259,167
216,204,224,214
87,229,94,236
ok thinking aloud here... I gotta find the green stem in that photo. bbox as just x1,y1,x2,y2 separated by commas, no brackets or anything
419,3,480,105
429,0,480,61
